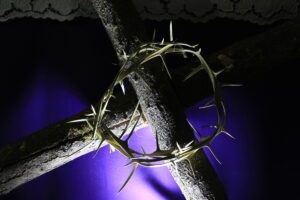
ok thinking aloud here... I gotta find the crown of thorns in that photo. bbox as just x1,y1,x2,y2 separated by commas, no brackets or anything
70,24,236,192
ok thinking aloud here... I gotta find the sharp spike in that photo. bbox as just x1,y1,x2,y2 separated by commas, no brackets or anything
169,21,173,42
152,28,156,41
91,105,96,115
125,115,141,142
176,142,182,152
198,104,215,110
120,81,126,95
213,68,225,76
222,129,235,139
160,38,165,45
109,144,116,153
118,163,139,192
199,99,215,110
196,48,202,54
187,119,203,139
206,146,221,165
185,140,194,148
122,50,127,60
160,55,172,79
124,160,134,167
68,118,87,123
93,138,106,158
84,113,95,117
119,101,140,139
183,65,205,82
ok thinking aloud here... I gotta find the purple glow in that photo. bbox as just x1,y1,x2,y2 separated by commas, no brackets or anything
3,69,87,145
50,127,184,200
186,89,262,200
1,69,261,200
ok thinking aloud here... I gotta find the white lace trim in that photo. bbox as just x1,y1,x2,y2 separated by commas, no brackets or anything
0,0,299,24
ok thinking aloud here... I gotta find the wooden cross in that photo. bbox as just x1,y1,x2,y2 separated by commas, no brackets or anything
0,0,299,199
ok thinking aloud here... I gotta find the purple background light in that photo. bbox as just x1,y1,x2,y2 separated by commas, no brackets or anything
0,68,261,200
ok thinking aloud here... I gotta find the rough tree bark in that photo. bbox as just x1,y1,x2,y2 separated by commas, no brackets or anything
0,9,299,197
0,91,146,195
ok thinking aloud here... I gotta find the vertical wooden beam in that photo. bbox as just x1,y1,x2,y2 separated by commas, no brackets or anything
90,0,226,199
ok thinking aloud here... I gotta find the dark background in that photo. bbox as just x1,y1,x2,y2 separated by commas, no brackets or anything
0,17,299,199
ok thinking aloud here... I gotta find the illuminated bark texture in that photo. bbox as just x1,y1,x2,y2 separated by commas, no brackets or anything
0,91,146,195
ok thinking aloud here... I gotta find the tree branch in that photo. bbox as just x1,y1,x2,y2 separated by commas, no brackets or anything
0,91,146,195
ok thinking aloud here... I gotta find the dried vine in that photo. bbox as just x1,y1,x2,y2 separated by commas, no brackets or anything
70,25,234,191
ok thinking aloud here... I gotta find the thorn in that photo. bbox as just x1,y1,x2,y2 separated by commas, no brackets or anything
198,104,215,110
109,144,116,153
160,38,164,45
213,68,225,76
86,121,94,130
84,113,95,117
169,21,173,42
187,119,203,140
206,146,221,165
118,163,139,192
152,28,156,41
122,50,127,60
93,138,105,158
185,140,194,148
125,115,140,142
161,55,172,79
119,101,140,140
124,160,134,167
199,99,215,110
196,48,202,54
91,105,96,115
120,81,126,95
222,129,235,139
67,118,87,123
176,142,182,153
183,65,205,82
